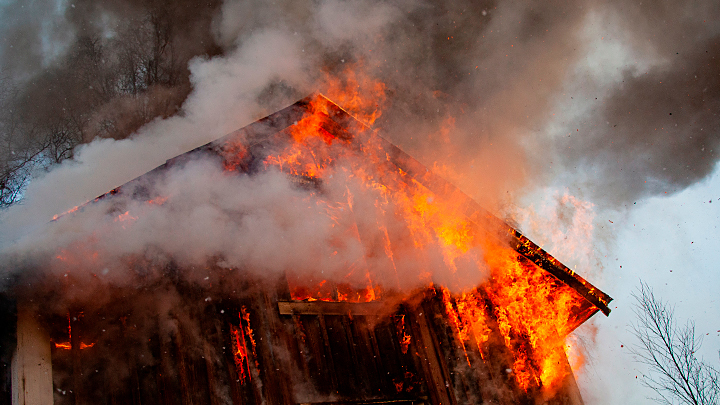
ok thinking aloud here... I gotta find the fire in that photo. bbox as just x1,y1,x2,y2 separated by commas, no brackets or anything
235,73,591,393
288,278,380,303
230,307,257,384
53,312,96,351
221,141,248,172
337,282,379,302
114,211,138,226
481,239,585,390
441,287,491,367
146,195,168,205
394,314,412,354
54,244,101,272
51,204,82,221
439,242,586,391
321,62,387,126
230,325,250,383
42,68,600,399
261,97,349,180
241,306,257,364
394,180,478,273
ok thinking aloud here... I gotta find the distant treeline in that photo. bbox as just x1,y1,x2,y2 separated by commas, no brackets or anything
0,0,222,208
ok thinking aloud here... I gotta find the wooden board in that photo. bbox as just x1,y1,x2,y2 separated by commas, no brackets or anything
278,301,385,316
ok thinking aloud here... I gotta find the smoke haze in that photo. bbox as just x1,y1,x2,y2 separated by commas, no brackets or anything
1,0,719,403
3,0,718,217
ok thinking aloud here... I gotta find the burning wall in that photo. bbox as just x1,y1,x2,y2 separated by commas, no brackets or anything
3,94,610,405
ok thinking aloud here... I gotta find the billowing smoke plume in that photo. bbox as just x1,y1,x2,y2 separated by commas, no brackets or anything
553,1,720,204
3,0,717,216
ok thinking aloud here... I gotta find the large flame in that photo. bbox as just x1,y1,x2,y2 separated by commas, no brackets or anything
46,69,593,396
253,75,589,392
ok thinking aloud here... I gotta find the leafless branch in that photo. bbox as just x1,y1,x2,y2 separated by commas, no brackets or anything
631,281,720,405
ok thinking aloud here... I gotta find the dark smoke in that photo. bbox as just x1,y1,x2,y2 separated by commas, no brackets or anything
0,0,223,150
4,0,718,211
0,0,222,81
554,1,720,205
559,38,720,203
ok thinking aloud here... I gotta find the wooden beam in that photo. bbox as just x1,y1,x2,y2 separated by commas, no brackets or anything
277,301,384,316
410,311,456,405
298,400,427,405
12,308,53,405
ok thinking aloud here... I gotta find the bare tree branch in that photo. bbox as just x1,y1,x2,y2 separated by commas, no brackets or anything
0,2,221,209
631,281,720,405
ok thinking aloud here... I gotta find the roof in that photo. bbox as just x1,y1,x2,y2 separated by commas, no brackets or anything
83,93,612,327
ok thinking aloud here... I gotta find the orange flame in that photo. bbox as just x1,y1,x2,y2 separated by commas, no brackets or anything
230,308,257,384
394,315,412,354
321,63,387,126
252,77,588,394
147,196,168,205
36,63,596,401
53,312,96,351
51,205,82,221
115,211,138,223
231,323,250,383
241,306,257,366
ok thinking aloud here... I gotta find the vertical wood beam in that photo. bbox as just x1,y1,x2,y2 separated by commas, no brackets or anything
12,308,53,405
316,314,339,392
410,310,455,405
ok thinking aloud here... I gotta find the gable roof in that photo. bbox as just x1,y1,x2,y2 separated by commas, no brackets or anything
82,93,612,327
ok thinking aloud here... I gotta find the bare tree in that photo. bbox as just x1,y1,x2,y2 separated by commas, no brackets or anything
0,77,36,208
0,73,85,208
0,1,222,209
631,281,720,405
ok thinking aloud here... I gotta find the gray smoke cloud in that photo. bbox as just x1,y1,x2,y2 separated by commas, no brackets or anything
552,1,720,205
1,0,601,295
4,0,717,215
559,39,720,202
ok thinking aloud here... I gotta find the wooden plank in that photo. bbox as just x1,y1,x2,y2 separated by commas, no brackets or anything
257,290,295,405
409,310,456,405
289,315,313,391
298,400,426,405
317,315,339,393
363,316,387,394
301,315,334,395
349,316,383,395
11,308,53,405
278,301,384,316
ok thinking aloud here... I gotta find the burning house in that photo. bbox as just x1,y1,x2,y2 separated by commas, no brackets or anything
2,94,611,405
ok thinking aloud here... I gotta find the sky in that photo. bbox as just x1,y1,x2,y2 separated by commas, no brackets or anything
1,0,719,403
588,169,720,404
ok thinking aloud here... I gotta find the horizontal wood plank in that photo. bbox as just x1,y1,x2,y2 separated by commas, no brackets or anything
277,301,384,316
